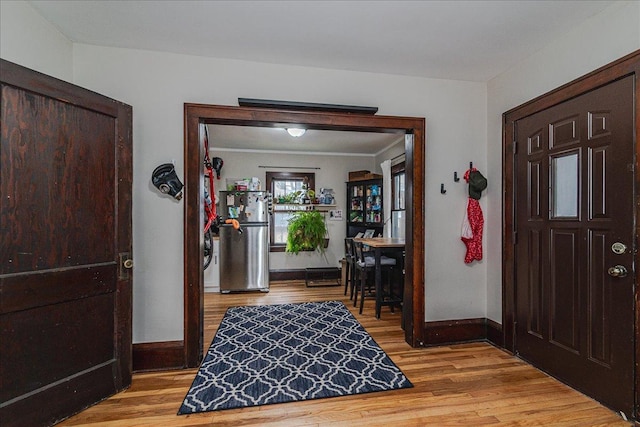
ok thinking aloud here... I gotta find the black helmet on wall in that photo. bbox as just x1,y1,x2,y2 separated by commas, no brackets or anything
211,157,223,179
152,163,184,200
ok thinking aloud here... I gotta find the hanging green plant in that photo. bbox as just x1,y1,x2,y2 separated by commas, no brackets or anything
286,210,328,255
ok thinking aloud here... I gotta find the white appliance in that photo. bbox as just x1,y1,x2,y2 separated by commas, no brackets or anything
204,238,220,292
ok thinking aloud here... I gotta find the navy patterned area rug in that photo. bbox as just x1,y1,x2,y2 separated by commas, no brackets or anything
178,300,412,414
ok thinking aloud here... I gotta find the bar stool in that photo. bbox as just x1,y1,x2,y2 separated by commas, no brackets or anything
352,240,396,315
379,250,405,319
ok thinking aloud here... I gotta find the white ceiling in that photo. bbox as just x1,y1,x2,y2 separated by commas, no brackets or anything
208,125,405,156
29,0,613,82
27,0,614,154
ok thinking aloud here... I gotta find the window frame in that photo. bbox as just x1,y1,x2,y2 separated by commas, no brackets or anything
266,171,316,252
391,161,406,211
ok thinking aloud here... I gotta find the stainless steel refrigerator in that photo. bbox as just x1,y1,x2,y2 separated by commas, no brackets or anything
218,191,270,292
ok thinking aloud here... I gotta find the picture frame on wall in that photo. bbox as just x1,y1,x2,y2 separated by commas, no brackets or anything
329,209,343,220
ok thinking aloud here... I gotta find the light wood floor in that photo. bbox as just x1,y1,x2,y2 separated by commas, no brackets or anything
59,281,630,426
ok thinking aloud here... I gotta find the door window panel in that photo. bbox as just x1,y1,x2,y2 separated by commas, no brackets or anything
551,152,579,218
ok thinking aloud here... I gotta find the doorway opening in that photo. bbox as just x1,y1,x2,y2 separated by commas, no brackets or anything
184,104,425,367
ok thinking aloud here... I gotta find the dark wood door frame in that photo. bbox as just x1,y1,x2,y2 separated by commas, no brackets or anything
502,50,640,417
184,104,426,367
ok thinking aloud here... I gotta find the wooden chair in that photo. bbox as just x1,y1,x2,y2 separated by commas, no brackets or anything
352,240,396,315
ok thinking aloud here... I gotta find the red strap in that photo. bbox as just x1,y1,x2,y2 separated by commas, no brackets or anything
204,127,216,230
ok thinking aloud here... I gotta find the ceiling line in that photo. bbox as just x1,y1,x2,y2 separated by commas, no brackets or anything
211,147,377,157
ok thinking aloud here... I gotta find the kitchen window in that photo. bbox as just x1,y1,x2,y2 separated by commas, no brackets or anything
266,171,316,252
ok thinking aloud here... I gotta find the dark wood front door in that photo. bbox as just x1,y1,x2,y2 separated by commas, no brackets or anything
514,76,634,415
0,60,133,426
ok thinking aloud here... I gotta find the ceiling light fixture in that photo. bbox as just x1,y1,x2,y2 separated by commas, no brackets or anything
286,128,306,137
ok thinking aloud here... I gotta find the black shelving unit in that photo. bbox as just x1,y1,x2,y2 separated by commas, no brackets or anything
346,179,384,237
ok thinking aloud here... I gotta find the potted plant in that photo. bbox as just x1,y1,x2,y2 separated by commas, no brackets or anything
286,210,328,255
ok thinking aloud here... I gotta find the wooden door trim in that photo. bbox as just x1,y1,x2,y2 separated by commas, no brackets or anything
184,104,426,367
502,49,640,416
132,341,184,372
115,99,133,386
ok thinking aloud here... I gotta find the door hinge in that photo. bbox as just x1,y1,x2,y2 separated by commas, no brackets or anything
512,231,517,244
513,140,517,154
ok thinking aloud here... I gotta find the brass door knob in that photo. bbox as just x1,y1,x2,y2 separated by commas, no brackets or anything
607,265,628,278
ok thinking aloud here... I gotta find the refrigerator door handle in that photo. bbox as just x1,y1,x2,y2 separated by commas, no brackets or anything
224,218,243,234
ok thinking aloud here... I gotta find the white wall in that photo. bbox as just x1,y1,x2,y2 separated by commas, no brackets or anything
375,139,405,170
3,0,636,344
69,45,487,342
211,149,376,269
485,1,640,323
0,1,73,82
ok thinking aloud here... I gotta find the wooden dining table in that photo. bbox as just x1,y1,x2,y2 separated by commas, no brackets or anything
354,237,405,318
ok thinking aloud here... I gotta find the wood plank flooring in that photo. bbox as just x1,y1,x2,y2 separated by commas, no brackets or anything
59,281,630,426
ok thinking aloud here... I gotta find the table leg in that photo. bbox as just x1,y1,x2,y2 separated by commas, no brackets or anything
375,247,382,319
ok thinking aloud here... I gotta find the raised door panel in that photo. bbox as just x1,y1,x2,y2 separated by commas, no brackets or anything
1,87,116,274
526,229,543,338
587,229,611,367
549,228,580,353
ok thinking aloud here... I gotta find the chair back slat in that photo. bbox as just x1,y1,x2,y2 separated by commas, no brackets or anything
353,240,366,263
345,238,354,260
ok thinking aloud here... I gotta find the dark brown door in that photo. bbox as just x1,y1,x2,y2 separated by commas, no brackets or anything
0,60,132,426
514,76,634,415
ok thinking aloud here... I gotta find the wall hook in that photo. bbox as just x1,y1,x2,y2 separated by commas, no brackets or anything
454,171,460,182
440,183,447,194
469,161,473,170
